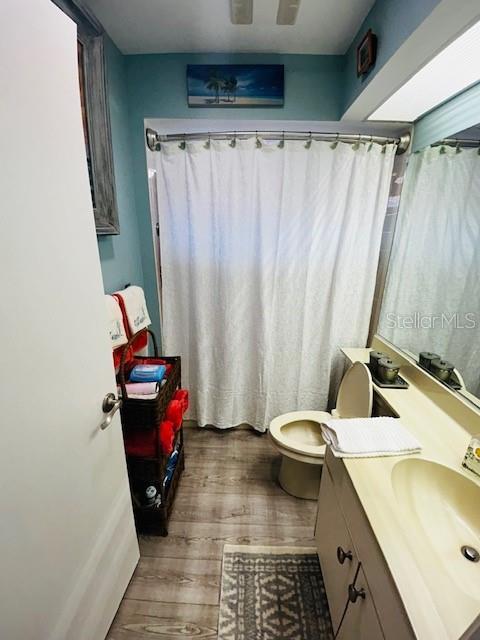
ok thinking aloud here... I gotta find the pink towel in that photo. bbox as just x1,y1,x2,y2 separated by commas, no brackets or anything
118,382,158,398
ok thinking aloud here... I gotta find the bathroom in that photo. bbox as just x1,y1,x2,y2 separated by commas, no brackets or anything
2,0,480,638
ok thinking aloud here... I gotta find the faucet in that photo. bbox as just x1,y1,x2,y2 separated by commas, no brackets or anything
462,434,480,479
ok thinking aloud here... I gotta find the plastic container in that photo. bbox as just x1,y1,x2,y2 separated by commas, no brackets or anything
130,364,166,383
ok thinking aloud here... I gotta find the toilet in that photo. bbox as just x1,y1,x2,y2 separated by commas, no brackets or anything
269,361,372,499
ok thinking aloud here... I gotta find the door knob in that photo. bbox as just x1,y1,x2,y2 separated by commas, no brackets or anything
337,546,353,564
100,393,122,430
348,583,366,603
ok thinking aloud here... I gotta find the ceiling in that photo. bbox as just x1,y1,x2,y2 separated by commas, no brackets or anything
82,0,376,55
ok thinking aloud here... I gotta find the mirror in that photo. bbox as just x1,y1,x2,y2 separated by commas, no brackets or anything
378,123,480,402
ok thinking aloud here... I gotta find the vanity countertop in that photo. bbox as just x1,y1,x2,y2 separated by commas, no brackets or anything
341,347,479,640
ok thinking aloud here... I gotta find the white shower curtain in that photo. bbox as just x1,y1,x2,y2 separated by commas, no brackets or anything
155,138,396,431
379,145,480,395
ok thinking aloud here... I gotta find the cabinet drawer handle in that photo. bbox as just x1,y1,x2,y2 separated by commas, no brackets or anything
348,583,366,603
336,546,353,564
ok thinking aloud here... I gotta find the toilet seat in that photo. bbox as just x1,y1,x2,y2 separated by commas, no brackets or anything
269,362,372,499
269,410,331,459
269,362,372,460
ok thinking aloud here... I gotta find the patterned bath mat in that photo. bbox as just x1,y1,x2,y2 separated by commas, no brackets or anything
217,545,333,640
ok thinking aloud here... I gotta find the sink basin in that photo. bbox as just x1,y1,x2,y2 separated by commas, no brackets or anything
392,459,480,635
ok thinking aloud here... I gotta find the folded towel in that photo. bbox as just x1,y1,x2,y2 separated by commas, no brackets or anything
105,295,128,350
124,428,157,457
113,289,149,357
320,417,421,458
119,392,158,400
159,420,175,455
114,285,151,335
113,345,133,370
133,357,166,366
166,399,183,431
123,420,175,457
173,388,189,412
118,382,159,399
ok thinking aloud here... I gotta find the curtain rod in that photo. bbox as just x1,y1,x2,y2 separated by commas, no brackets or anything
145,128,411,155
432,137,480,148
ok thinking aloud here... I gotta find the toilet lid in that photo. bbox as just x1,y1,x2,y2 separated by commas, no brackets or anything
336,361,372,418
269,410,331,458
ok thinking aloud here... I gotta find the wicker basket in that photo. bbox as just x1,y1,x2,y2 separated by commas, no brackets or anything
118,329,181,430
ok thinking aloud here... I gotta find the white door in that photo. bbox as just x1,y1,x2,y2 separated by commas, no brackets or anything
0,2,139,639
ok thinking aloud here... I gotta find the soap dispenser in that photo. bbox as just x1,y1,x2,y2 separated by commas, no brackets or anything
462,435,480,479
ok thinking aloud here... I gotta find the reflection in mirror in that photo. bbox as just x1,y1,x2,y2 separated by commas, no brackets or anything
378,124,480,399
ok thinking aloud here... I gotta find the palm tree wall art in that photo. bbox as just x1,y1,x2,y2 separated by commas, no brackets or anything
187,65,284,107
205,70,223,104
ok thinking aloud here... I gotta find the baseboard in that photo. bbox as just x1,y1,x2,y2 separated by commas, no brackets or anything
51,484,139,640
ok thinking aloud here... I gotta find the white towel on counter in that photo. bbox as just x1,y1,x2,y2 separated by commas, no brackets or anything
114,285,151,334
105,295,128,349
320,417,422,458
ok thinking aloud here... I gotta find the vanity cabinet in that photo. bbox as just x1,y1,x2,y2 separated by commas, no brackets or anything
316,450,414,639
317,464,383,639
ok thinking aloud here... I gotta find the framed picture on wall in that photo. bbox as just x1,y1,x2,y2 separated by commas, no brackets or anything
357,29,377,77
187,65,284,107
52,0,119,235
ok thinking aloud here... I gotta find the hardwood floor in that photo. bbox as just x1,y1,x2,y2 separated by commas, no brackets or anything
107,428,317,639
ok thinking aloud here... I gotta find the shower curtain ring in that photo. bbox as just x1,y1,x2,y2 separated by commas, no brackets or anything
330,134,339,150
305,132,312,149
278,131,285,149
367,136,373,152
204,133,211,149
230,131,237,148
256,131,262,149
179,134,186,151
352,134,361,151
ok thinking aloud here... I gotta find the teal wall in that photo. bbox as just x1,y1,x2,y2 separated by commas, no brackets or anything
413,81,480,151
126,53,344,121
124,52,344,340
97,39,145,299
343,0,441,112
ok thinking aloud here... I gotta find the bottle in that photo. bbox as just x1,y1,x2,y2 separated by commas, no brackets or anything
145,485,157,505
462,435,480,479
